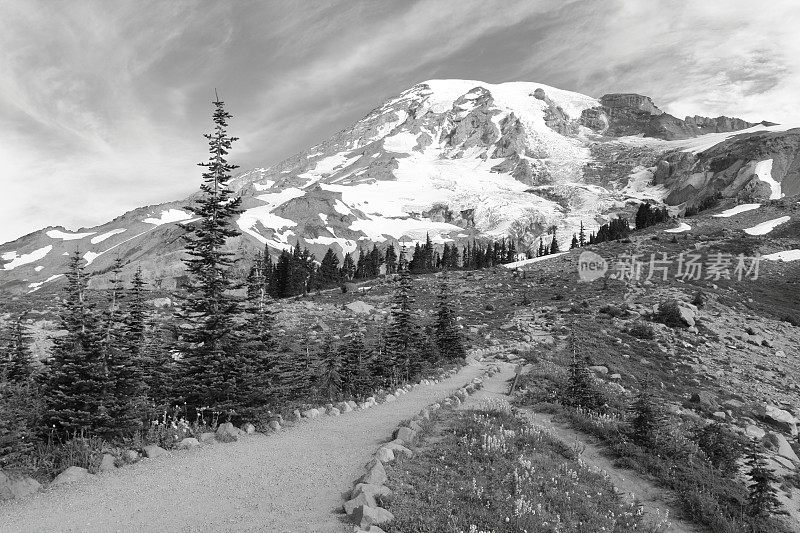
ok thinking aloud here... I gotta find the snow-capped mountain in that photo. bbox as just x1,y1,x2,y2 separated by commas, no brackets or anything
2,79,796,293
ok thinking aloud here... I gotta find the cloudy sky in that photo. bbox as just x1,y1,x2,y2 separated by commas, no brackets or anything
2,0,799,243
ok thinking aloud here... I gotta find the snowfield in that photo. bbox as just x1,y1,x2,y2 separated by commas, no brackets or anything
46,229,95,240
664,222,692,233
3,245,53,270
763,249,800,262
90,228,127,244
713,204,761,218
743,216,790,235
143,209,193,226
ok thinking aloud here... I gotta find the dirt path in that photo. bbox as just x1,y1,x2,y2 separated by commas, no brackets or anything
0,364,485,533
460,361,702,533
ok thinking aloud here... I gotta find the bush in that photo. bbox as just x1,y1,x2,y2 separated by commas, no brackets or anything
627,321,655,340
653,299,686,328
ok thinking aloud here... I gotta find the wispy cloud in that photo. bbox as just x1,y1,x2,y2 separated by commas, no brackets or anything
1,0,798,243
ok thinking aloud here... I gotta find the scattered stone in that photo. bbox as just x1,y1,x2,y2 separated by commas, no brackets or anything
764,432,800,462
360,402,371,410
142,444,167,458
690,391,718,408
51,466,90,486
352,482,392,500
345,300,375,315
383,442,413,458
763,405,798,436
327,407,341,416
346,401,358,410
394,426,415,445
302,408,321,420
199,432,216,443
122,450,140,463
177,438,200,449
610,373,621,380
0,470,41,501
745,425,766,440
337,402,353,413
375,447,395,463
344,492,377,515
241,422,256,434
268,420,281,432
99,453,117,472
352,505,394,529
384,394,396,403
360,460,388,485
713,411,726,421
292,409,302,421
216,422,243,442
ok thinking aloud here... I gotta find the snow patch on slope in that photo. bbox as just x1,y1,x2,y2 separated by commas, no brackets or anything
143,209,192,226
665,222,692,233
90,229,127,244
754,159,783,199
744,216,790,235
46,229,95,240
27,274,63,293
3,245,53,270
713,204,761,218
763,249,800,261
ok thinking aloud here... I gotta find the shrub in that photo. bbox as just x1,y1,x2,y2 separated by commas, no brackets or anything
627,321,655,340
653,299,686,328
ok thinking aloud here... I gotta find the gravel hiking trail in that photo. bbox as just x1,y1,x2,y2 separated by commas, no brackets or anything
461,361,700,533
0,363,485,533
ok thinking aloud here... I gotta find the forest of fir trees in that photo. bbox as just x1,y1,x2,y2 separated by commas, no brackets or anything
0,97,470,473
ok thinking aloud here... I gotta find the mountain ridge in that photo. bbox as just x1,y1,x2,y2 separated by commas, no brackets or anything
2,78,795,293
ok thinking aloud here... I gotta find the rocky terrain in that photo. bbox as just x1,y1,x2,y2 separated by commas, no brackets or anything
2,79,795,295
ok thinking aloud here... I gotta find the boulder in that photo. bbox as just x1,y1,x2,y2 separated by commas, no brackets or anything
384,394,396,403
142,444,167,458
764,432,800,462
589,365,609,375
268,420,281,432
353,482,392,498
343,491,377,515
763,405,799,436
366,396,377,406
122,449,140,463
177,438,200,450
51,466,91,486
745,425,766,440
0,470,41,501
352,505,394,529
327,407,341,417
346,401,359,411
690,391,717,408
99,453,117,472
360,402,371,410
375,447,395,463
346,301,375,315
301,408,320,419
360,460,388,485
292,409,302,421
241,423,256,435
383,442,413,458
393,426,415,445
713,411,726,421
216,422,242,442
199,432,217,443
337,401,353,413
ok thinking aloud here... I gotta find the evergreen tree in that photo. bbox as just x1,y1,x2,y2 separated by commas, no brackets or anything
5,314,34,383
538,238,546,257
341,325,371,399
43,251,110,437
745,440,785,518
316,335,341,401
550,233,560,254
578,221,586,247
384,244,398,275
570,234,579,250
434,277,465,362
341,252,356,281
562,339,601,410
692,422,743,477
384,249,417,385
174,96,250,418
627,376,664,448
